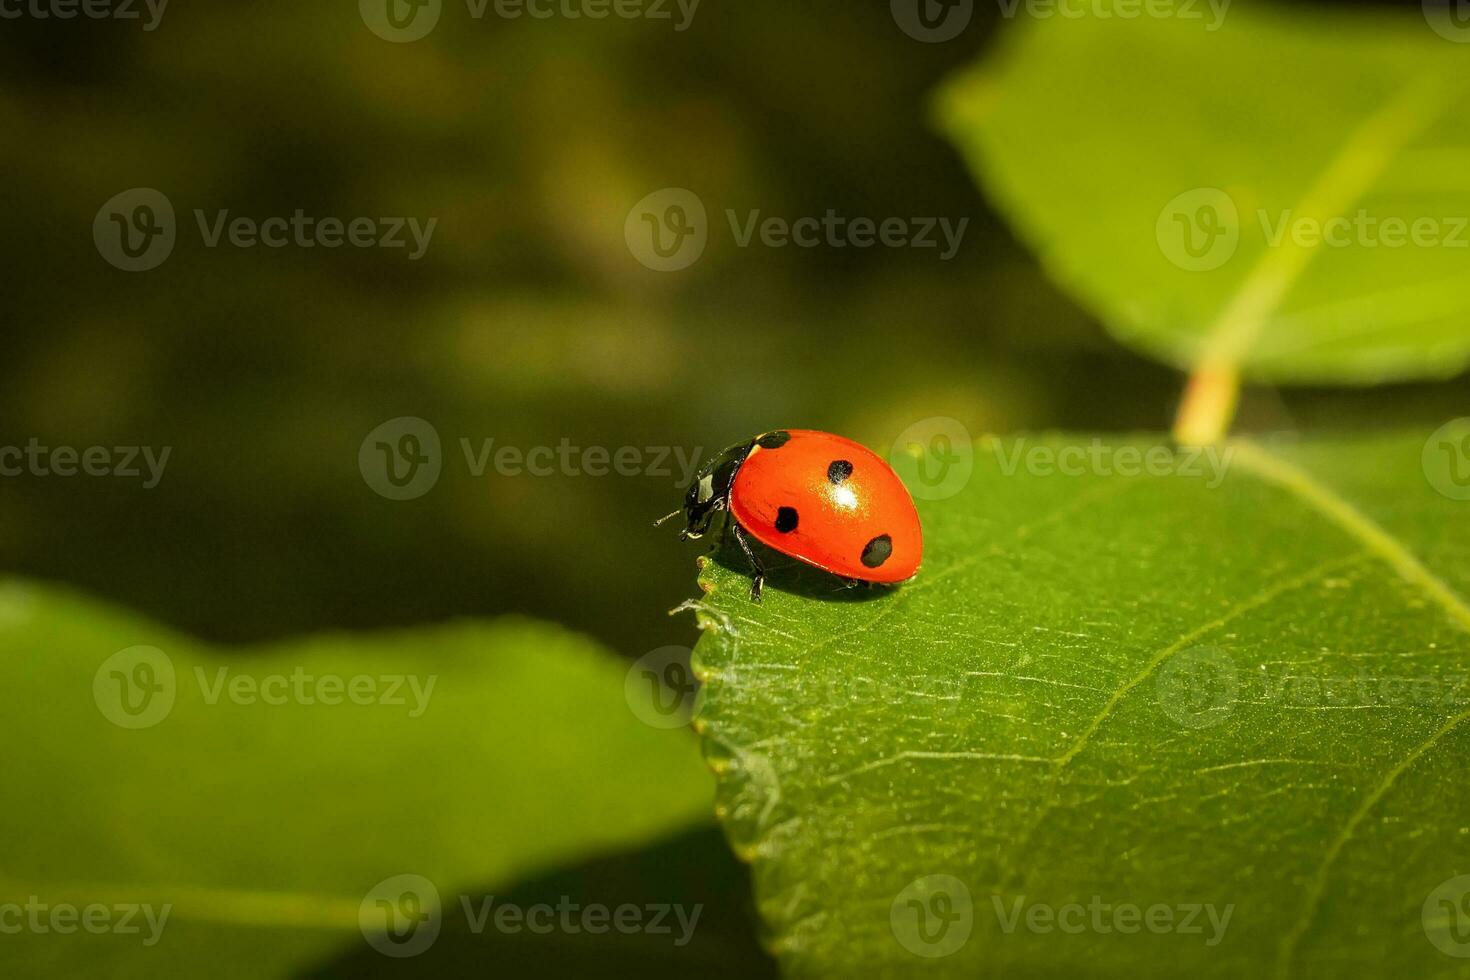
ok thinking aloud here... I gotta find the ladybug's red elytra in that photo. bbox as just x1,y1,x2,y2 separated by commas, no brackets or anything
660,429,923,601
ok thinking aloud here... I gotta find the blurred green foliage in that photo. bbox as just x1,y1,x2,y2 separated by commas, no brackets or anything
0,0,1466,664
942,4,1470,383
0,580,714,976
0,1,1164,659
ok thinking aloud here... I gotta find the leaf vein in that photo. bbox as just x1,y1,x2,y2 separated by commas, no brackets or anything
1231,441,1470,633
1274,707,1470,978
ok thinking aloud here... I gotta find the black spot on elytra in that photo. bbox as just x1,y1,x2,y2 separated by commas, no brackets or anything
775,507,799,533
827,459,854,484
757,431,790,449
861,534,892,569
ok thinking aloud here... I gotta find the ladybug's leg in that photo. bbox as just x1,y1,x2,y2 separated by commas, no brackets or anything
731,523,765,603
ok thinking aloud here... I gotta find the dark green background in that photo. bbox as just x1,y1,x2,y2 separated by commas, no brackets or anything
3,0,1462,661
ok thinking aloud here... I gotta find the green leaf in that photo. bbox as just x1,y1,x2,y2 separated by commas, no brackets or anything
691,431,1470,978
0,583,712,977
938,6,1470,384
314,825,779,979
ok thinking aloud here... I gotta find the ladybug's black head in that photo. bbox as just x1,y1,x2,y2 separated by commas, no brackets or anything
668,439,753,541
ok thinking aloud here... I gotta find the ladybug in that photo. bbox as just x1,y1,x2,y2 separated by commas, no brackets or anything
659,429,922,601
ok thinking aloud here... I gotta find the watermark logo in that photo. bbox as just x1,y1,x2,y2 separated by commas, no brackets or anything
1157,188,1238,271
93,646,177,729
360,417,443,500
361,874,442,958
1423,418,1470,501
891,0,972,42
1424,874,1470,957
1156,645,1238,729
891,874,973,958
626,187,707,272
361,0,442,41
888,417,974,501
1424,0,1470,42
625,646,700,729
94,188,176,272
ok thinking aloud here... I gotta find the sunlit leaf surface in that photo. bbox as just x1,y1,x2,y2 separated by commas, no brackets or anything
692,431,1470,978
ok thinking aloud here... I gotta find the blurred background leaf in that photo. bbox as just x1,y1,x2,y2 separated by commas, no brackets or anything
940,5,1470,385
310,825,777,979
0,580,713,976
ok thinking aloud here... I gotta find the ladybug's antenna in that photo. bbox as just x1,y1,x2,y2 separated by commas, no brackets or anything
653,509,682,528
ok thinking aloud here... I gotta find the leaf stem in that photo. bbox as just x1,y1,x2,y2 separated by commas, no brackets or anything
1172,359,1239,446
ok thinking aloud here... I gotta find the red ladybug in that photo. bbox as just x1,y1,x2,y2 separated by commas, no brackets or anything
660,429,922,601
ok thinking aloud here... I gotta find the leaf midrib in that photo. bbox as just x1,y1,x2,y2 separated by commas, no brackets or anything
1198,70,1457,370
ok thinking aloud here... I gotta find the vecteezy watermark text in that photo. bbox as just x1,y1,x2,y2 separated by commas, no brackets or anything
995,0,1228,28
989,436,1234,488
359,874,701,958
94,188,437,272
0,0,167,30
93,646,437,729
625,188,970,271
461,895,700,945
359,417,704,500
1157,188,1470,271
194,210,436,259
0,439,170,488
890,0,1228,43
465,0,698,28
459,437,702,484
360,0,698,43
890,874,1233,958
992,895,1233,945
0,898,170,945
725,209,969,260
1156,644,1470,729
194,667,436,717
